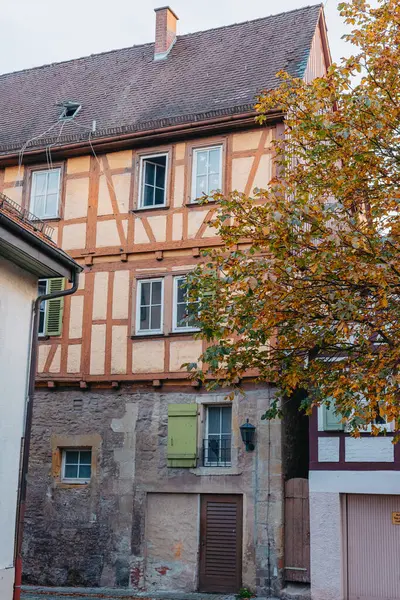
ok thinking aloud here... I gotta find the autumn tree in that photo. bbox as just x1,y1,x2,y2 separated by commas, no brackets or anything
187,0,400,434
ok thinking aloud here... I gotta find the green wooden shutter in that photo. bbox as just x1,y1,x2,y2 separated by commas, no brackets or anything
323,402,345,431
45,278,65,336
167,404,198,468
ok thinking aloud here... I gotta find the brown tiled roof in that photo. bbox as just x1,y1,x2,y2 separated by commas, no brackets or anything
0,5,321,156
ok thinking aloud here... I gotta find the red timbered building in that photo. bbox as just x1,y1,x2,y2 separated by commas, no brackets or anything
0,5,330,596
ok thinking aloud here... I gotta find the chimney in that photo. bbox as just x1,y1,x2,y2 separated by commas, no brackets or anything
154,6,179,61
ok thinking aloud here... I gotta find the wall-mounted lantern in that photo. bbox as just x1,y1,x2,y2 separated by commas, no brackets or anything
239,419,256,451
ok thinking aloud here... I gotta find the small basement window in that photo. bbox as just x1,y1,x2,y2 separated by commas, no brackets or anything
61,449,92,483
59,101,81,120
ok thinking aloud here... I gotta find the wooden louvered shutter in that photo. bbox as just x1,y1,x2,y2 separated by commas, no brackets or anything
45,278,65,336
323,403,344,431
167,404,198,467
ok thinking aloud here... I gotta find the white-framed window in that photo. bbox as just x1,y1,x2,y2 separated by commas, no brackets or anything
136,278,164,334
38,279,48,336
30,168,61,219
191,145,222,202
323,400,393,432
139,153,168,208
61,449,92,483
172,276,199,332
204,405,232,467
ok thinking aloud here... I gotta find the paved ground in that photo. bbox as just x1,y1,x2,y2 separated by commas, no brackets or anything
21,587,245,600
21,585,279,600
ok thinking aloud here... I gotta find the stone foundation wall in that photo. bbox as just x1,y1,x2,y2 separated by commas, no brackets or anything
22,384,283,596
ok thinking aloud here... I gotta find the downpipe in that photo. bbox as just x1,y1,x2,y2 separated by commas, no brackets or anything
13,270,80,600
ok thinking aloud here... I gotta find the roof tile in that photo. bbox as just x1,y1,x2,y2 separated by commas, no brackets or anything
0,5,321,155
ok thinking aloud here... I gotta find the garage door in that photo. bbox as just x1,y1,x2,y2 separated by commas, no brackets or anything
347,494,400,600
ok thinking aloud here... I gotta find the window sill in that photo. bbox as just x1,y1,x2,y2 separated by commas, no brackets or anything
131,330,200,340
130,205,169,213
55,481,90,489
38,335,50,341
171,328,200,335
190,466,242,477
62,479,90,485
33,216,61,222
131,333,166,340
185,200,217,207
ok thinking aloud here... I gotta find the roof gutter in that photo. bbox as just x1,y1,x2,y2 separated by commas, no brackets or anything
13,267,81,600
0,109,284,167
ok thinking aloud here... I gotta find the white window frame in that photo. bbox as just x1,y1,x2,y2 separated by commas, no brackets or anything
138,153,168,209
30,168,61,219
61,448,92,484
172,275,200,333
191,145,223,202
344,402,394,433
204,405,232,467
135,278,164,335
38,279,49,337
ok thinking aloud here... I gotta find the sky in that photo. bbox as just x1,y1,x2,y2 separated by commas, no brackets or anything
0,1,355,75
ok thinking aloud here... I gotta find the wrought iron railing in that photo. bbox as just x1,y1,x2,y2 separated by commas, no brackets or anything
202,436,231,467
0,192,54,239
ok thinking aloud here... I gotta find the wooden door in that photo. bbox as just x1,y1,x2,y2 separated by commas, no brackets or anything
346,494,400,600
284,478,310,583
199,494,242,593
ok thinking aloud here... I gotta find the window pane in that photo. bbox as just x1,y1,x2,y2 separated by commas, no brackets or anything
38,280,47,296
32,195,46,217
140,282,151,306
154,186,165,205
47,170,60,193
151,281,162,305
33,172,47,195
221,407,232,433
152,155,167,167
209,173,220,192
224,442,231,463
64,464,78,478
144,161,155,185
143,184,154,207
196,175,207,198
177,279,186,304
176,303,187,328
208,435,220,462
150,305,161,330
38,307,45,335
140,306,150,330
187,302,199,327
45,193,59,217
65,450,79,464
196,151,208,176
78,465,91,479
209,148,221,174
208,407,220,434
79,451,92,465
155,164,166,189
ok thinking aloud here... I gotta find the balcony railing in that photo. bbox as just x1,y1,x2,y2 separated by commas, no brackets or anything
0,193,54,240
202,436,231,467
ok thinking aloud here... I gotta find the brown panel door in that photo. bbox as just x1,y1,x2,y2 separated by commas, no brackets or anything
284,478,310,583
199,494,243,593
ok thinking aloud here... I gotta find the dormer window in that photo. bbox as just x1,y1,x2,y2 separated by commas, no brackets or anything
59,101,81,120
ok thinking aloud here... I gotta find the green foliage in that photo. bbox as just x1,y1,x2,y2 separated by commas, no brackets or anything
187,0,400,437
236,587,255,599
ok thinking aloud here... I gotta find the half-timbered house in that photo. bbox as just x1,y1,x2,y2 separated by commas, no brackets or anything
0,5,330,596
